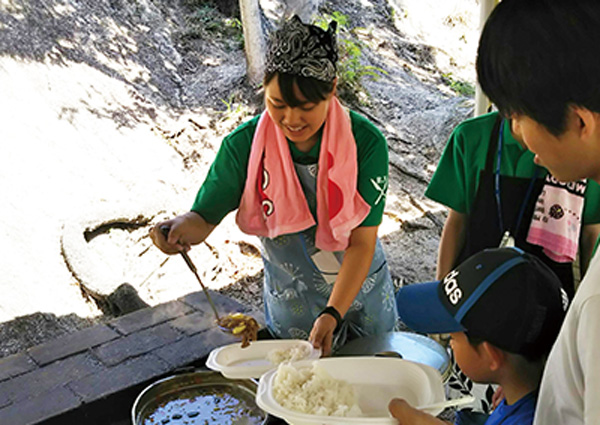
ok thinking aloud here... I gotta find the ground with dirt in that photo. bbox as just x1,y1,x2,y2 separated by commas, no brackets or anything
0,0,479,357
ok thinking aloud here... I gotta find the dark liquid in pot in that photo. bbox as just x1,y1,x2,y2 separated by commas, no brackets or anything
141,385,264,425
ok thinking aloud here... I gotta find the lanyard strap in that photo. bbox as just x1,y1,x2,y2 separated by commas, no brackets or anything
494,122,505,230
494,119,540,235
515,167,540,233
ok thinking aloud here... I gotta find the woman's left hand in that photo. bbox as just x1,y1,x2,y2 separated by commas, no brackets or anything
309,314,337,356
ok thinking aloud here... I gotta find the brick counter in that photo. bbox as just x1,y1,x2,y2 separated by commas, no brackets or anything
0,291,263,425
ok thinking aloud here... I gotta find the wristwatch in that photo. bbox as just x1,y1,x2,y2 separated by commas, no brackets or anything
318,306,342,331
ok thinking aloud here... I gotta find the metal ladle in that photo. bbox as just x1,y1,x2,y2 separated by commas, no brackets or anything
160,226,222,323
159,226,259,340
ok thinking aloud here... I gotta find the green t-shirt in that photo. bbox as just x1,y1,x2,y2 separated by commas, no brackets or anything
425,111,600,224
192,110,389,226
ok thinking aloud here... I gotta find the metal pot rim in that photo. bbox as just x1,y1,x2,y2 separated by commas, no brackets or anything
131,369,260,425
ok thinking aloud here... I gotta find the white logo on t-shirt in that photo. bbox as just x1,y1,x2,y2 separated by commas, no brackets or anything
370,176,388,205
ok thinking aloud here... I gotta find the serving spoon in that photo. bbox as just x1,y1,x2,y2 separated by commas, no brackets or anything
159,226,258,339
160,226,222,322
417,395,475,412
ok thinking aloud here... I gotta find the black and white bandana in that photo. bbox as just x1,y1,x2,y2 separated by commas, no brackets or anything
265,15,338,82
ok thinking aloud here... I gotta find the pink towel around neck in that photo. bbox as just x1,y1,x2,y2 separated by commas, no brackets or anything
236,97,370,251
526,174,586,263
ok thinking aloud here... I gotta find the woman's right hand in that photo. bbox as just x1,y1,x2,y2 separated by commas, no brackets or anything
149,212,215,254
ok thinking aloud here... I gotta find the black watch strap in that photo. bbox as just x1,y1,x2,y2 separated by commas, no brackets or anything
318,306,342,330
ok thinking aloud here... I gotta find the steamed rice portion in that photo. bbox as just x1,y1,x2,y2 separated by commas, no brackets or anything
267,345,310,364
272,363,363,417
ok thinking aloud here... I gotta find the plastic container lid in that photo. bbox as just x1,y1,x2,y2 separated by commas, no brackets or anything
335,332,451,381
256,357,446,425
206,339,321,380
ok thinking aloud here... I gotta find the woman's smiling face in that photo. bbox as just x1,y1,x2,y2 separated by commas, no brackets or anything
264,73,334,152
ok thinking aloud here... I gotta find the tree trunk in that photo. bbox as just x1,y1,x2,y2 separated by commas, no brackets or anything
239,0,266,85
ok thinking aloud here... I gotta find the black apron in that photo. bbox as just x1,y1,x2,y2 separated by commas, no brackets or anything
457,116,575,298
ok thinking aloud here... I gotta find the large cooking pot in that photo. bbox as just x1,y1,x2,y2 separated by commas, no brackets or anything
335,332,451,382
132,369,265,425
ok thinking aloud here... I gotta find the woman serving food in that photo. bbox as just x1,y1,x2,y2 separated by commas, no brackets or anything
151,15,397,356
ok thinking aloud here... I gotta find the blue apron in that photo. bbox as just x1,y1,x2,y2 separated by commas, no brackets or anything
259,161,397,349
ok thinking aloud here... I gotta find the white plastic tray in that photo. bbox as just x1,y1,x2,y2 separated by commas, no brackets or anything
256,357,446,425
206,339,321,380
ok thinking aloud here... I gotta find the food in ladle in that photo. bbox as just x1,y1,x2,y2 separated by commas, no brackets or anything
217,313,259,348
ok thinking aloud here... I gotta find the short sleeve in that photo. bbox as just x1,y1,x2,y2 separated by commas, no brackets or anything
583,179,600,224
350,111,389,226
191,116,258,224
425,112,500,215
425,126,471,214
578,294,600,422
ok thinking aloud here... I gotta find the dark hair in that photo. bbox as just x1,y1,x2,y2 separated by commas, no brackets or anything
465,331,484,347
465,331,544,363
476,0,600,135
263,71,335,107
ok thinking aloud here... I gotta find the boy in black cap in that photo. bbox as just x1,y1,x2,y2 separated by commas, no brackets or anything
389,247,568,425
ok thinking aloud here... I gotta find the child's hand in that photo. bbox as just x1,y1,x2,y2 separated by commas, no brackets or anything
388,399,451,425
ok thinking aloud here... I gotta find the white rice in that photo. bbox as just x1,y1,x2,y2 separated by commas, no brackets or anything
267,345,310,365
272,362,363,417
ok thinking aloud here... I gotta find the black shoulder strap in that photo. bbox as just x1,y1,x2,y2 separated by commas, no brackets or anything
484,115,503,172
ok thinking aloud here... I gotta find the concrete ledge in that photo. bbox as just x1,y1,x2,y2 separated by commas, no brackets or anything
28,325,119,366
0,290,264,425
0,386,82,425
0,353,37,384
109,300,194,335
67,354,170,403
93,323,181,366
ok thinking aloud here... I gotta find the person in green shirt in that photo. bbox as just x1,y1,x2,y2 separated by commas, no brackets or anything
427,112,600,294
151,15,397,356
425,111,600,423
